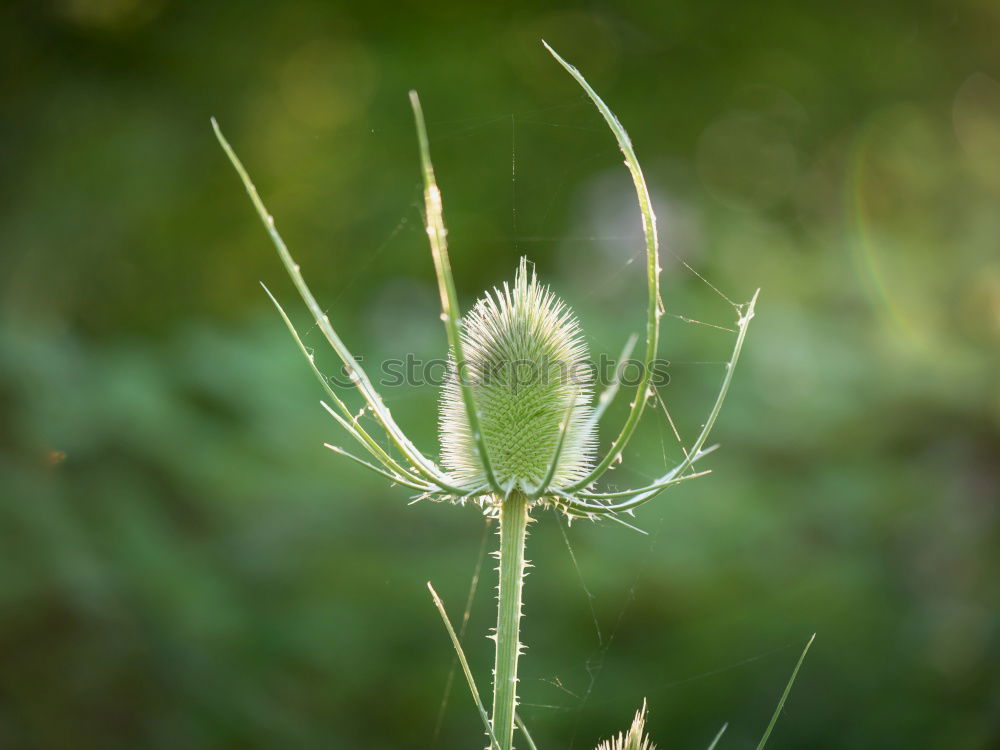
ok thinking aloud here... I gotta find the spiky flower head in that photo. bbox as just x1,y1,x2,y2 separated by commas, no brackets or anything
595,702,656,750
439,258,596,495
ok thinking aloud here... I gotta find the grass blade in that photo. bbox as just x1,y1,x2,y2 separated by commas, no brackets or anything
515,713,539,750
706,722,728,750
427,582,501,750
756,634,816,750
433,519,492,742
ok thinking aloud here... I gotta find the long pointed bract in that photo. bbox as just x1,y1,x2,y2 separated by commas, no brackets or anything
409,93,503,495
212,118,468,495
261,282,431,487
324,443,436,491
580,290,758,512
548,291,756,517
543,42,662,493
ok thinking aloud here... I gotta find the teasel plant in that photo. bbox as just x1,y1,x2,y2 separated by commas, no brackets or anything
214,42,813,750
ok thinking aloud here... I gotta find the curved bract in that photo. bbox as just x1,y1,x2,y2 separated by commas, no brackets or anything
542,42,663,495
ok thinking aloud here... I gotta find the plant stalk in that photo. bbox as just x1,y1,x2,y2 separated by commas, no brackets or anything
491,491,530,750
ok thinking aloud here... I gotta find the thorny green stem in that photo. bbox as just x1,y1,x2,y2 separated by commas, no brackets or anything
491,492,530,750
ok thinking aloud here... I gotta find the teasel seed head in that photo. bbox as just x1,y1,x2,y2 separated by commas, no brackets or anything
439,258,596,495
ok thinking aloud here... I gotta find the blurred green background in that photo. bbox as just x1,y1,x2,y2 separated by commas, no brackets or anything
1,1,998,748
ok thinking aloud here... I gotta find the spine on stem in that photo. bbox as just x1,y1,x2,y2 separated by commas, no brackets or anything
491,492,530,750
